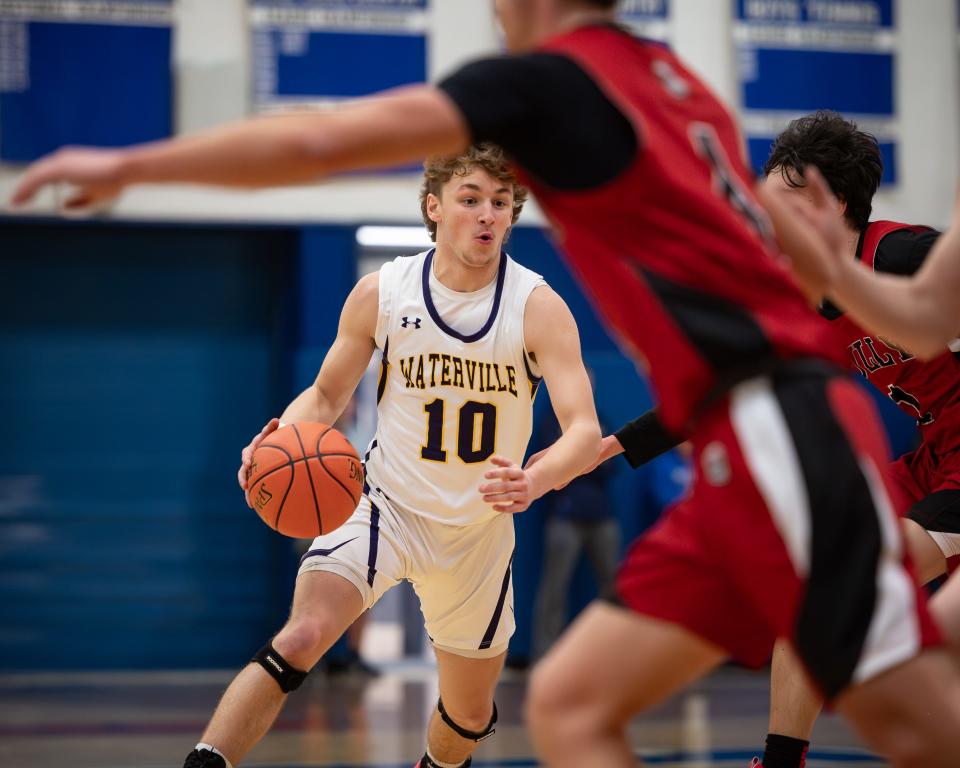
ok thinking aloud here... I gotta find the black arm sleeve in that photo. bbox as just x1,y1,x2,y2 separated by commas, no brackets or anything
438,53,637,190
873,229,941,276
614,409,683,469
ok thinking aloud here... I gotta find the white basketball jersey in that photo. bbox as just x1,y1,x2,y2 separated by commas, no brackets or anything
364,249,546,526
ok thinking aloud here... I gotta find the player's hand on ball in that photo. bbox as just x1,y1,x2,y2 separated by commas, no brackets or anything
480,455,540,514
238,418,281,498
11,147,128,211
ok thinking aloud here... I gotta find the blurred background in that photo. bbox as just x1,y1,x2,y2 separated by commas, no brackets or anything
0,0,957,676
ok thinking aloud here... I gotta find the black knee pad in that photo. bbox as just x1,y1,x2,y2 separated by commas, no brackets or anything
252,641,308,693
437,698,497,742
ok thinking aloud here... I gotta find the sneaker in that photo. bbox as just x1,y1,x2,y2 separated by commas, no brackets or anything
749,759,764,768
184,748,226,768
322,649,381,677
349,653,381,678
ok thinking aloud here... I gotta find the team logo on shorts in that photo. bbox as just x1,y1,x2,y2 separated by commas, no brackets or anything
701,441,730,486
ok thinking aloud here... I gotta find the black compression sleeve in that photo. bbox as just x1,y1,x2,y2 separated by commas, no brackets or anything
438,53,637,189
614,410,682,469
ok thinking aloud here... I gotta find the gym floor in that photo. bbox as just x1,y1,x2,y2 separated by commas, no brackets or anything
0,663,884,767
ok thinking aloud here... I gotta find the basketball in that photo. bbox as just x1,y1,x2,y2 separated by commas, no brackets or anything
246,422,364,538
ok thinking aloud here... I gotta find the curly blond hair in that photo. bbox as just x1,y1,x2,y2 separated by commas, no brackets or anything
419,143,528,242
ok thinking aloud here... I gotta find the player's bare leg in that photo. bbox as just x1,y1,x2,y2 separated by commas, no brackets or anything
420,648,505,767
194,571,364,766
768,639,821,740
759,518,950,768
836,649,960,767
902,518,947,584
930,570,960,646
760,639,820,767
526,602,725,768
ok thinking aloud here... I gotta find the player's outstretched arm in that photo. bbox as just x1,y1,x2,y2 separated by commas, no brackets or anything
11,85,470,210
237,272,379,493
524,432,623,489
612,409,682,468
525,408,682,487
826,181,960,359
480,286,601,513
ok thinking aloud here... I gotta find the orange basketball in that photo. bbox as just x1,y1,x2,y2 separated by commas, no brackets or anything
246,422,364,538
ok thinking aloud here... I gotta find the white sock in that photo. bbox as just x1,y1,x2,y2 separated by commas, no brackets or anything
425,748,469,768
195,742,235,768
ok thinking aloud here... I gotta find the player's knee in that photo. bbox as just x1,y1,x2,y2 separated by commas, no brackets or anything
875,730,935,768
526,660,591,739
441,702,493,735
273,615,336,667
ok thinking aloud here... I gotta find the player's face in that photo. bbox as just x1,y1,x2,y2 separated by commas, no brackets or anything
430,168,515,270
765,166,846,228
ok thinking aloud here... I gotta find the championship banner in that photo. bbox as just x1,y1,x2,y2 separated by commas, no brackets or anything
734,0,898,184
250,0,429,113
618,0,671,42
0,0,173,162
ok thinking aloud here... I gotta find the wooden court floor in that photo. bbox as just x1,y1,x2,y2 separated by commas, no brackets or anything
0,664,885,767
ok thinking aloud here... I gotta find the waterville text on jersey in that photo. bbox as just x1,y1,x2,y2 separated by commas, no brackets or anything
398,353,521,397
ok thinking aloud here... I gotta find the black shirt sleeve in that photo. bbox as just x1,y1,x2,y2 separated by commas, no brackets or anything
613,409,682,469
873,228,941,276
437,53,638,190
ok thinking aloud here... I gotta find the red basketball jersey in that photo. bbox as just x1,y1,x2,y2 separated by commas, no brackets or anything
521,26,837,432
827,221,960,452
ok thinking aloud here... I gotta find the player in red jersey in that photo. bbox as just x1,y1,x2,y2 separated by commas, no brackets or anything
779,169,960,363
11,2,960,766
587,112,960,768
748,112,960,768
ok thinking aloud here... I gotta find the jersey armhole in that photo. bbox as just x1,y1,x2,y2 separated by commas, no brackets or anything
872,226,936,275
521,279,548,383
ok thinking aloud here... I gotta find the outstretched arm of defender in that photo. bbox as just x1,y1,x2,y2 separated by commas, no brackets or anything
526,408,681,486
12,86,469,210
480,286,601,513
237,272,379,494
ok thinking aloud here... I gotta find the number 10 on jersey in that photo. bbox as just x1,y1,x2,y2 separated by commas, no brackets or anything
421,398,497,464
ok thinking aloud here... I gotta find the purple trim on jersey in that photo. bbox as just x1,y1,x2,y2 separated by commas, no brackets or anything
377,337,390,404
479,551,514,650
361,439,379,497
366,500,381,587
421,248,508,343
522,352,542,399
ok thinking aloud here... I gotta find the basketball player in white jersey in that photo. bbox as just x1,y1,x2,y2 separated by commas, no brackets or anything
182,144,601,768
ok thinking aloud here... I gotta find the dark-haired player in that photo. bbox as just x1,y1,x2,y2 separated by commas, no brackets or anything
12,2,960,766
756,111,960,768
592,111,960,768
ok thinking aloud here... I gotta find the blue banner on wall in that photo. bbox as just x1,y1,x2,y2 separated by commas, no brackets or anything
734,0,898,185
251,0,429,113
618,0,671,41
0,0,172,163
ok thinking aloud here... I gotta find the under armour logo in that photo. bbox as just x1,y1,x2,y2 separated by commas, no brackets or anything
401,316,422,329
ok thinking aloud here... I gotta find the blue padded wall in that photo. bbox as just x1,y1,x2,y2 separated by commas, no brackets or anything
0,221,299,670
